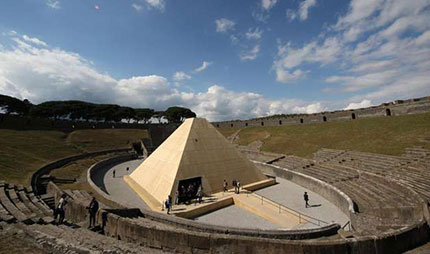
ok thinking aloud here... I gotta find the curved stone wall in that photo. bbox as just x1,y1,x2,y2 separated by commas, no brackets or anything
86,155,341,240
42,153,430,253
31,148,132,196
213,96,430,128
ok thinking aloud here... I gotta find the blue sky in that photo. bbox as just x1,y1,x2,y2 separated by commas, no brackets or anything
0,0,429,121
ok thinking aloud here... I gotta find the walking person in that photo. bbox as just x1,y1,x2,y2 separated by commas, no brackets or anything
223,179,228,192
236,181,241,194
55,194,67,225
87,197,99,229
232,179,237,193
304,192,310,208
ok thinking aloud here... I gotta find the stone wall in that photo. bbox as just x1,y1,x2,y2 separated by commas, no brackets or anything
213,96,430,128
47,179,430,254
254,162,355,219
44,152,430,254
87,153,139,199
31,148,132,195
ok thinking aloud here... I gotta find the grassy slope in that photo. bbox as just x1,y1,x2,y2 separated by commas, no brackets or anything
218,113,430,158
0,129,147,185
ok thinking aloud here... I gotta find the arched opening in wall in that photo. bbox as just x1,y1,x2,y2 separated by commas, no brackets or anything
261,122,264,126
323,116,327,122
231,123,234,127
245,123,248,127
279,120,282,125
300,118,303,124
216,124,219,128
351,113,356,120
386,108,391,116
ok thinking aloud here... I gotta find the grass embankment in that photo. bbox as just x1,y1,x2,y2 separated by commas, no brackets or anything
218,113,430,158
52,154,126,208
0,129,147,185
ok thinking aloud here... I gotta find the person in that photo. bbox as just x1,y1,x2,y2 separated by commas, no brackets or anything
196,185,203,205
236,181,241,194
232,179,237,193
304,192,310,208
113,169,116,178
55,194,67,225
175,190,179,205
223,179,228,192
87,197,99,229
165,197,171,214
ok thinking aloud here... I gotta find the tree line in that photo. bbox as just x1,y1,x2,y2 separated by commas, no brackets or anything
0,94,196,123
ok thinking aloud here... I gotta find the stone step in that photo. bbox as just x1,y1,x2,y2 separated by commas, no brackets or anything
0,185,34,223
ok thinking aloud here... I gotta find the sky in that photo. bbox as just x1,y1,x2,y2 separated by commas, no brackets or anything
0,0,429,121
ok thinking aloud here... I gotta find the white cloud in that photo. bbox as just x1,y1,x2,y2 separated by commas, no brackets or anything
215,18,235,33
345,99,373,110
173,71,191,81
22,35,47,47
46,0,60,9
0,33,331,121
132,3,143,12
275,68,308,84
287,0,317,21
275,0,430,103
293,102,326,114
194,61,212,72
145,0,165,11
246,28,263,40
262,0,278,10
240,44,260,61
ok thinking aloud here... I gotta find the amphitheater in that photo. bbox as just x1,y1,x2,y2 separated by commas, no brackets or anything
0,97,430,254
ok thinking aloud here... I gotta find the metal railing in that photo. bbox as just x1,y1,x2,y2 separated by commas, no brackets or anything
245,192,329,227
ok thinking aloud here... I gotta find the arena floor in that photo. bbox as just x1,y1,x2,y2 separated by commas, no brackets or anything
100,159,349,229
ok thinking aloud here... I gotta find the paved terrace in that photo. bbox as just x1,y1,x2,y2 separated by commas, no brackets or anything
101,159,349,230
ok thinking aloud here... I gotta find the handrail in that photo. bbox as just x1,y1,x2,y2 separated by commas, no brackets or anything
342,221,351,231
246,191,328,227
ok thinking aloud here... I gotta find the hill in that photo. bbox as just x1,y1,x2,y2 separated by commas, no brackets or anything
0,129,148,185
218,113,430,158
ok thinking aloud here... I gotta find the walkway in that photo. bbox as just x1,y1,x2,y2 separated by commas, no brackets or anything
99,159,349,230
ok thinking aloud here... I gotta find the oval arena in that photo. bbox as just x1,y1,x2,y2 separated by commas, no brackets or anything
0,100,429,254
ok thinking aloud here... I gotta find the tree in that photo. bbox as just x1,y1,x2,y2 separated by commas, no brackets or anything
0,95,32,115
135,108,154,123
164,106,196,123
153,111,165,124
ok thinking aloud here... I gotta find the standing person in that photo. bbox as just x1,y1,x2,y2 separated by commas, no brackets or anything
232,179,237,193
165,196,171,214
304,192,310,208
113,169,116,178
223,179,228,192
236,181,241,194
56,194,67,225
175,190,179,205
196,185,203,204
87,197,99,229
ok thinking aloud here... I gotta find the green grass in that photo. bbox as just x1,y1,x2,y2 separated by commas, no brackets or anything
0,129,147,185
218,113,430,158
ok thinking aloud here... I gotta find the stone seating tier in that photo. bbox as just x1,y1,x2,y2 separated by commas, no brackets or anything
0,183,54,224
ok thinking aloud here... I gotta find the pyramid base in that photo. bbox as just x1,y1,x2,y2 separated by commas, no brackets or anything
124,175,161,211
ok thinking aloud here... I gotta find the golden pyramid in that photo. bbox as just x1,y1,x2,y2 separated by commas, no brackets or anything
124,118,267,209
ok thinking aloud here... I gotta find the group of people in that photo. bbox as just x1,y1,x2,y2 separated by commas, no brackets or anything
164,182,204,214
223,179,241,194
53,194,99,229
112,167,130,178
